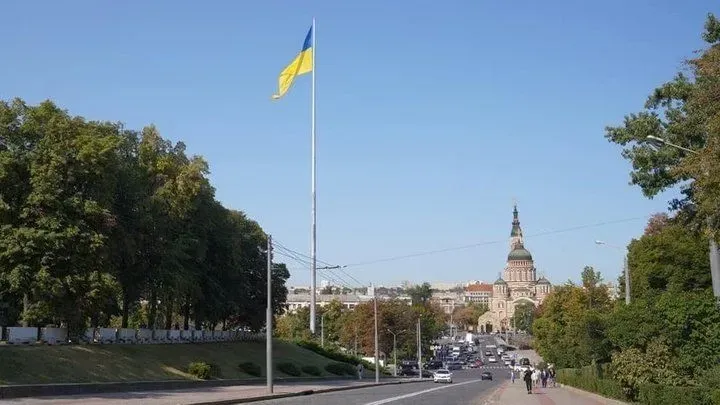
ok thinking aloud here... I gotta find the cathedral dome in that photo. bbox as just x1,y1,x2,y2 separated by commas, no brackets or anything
537,277,550,284
508,246,533,261
494,277,507,285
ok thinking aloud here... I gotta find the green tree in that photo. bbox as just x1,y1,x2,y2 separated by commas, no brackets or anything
624,218,710,299
604,13,720,238
510,301,535,332
406,282,433,306
0,98,290,335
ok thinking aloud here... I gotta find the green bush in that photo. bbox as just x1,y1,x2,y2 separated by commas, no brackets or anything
325,362,356,376
637,383,713,405
294,340,382,374
277,362,302,376
188,361,216,380
557,366,626,401
239,362,262,377
301,365,322,376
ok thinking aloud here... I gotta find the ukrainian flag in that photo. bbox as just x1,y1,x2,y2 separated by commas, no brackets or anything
272,26,314,100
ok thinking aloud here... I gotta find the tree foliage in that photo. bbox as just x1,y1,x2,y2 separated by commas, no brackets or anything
452,302,488,330
624,216,710,299
510,301,535,332
605,13,720,240
0,98,288,334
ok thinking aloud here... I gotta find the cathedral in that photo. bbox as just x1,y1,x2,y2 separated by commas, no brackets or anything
477,205,552,333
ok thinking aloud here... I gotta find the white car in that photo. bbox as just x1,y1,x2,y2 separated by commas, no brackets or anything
488,356,497,363
433,369,453,383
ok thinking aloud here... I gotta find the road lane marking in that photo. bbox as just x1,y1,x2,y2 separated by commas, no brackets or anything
362,379,486,405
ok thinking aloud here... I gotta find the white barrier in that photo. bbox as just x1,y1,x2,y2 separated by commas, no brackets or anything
153,329,169,343
40,327,68,345
118,328,136,344
97,328,117,344
7,327,38,344
2,326,263,345
137,328,152,343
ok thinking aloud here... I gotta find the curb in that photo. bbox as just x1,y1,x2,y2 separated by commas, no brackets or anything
0,376,402,400
556,383,631,405
185,379,428,405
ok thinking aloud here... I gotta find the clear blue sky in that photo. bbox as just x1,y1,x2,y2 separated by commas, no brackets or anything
1,1,715,288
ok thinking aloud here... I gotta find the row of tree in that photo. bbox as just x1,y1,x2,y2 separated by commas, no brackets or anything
531,13,720,398
532,214,720,395
0,99,289,336
275,282,487,361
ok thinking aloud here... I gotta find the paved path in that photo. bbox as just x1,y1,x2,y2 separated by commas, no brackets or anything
3,380,397,405
486,380,629,405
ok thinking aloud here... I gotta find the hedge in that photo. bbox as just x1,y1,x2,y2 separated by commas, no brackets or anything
238,362,262,377
637,383,719,405
556,366,625,401
294,339,381,373
277,362,302,376
187,361,221,380
558,365,720,405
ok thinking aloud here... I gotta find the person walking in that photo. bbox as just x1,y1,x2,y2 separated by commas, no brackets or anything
541,369,548,388
523,368,533,394
510,369,515,383
357,363,364,380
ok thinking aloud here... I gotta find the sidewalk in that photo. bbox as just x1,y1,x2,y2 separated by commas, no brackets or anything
4,379,413,405
487,380,629,405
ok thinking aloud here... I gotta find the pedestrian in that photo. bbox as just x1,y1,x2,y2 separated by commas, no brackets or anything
510,369,515,383
357,363,364,380
523,368,533,394
541,369,548,388
532,368,539,387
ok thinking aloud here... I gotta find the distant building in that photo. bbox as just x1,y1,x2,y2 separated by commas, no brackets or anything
430,291,464,314
477,205,553,333
603,282,619,300
464,282,493,305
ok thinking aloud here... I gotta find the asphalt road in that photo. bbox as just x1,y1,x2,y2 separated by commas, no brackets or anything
251,370,504,405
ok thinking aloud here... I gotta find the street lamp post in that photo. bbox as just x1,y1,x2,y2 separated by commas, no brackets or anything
374,293,380,384
387,329,405,377
321,313,325,348
416,318,423,380
645,135,720,303
595,240,630,304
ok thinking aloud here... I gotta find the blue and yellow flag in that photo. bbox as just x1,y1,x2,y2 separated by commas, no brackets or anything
272,26,314,100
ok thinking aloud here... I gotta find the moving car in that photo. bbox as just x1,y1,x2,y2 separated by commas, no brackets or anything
481,371,493,381
488,356,497,363
433,369,453,383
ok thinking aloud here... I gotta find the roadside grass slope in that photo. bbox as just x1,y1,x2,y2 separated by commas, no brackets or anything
0,341,354,384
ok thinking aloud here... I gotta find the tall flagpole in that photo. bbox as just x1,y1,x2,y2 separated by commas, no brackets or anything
309,17,318,335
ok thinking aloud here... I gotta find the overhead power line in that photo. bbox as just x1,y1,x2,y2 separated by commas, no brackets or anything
277,215,648,272
342,216,648,267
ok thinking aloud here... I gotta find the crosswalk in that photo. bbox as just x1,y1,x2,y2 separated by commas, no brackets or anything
478,365,512,370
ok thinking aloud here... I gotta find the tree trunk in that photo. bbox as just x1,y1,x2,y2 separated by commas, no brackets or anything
149,288,158,329
21,293,30,327
164,296,173,330
183,298,190,330
121,291,130,328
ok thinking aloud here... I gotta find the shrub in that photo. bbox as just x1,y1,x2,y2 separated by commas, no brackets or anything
188,361,215,380
637,383,713,405
301,365,322,376
325,362,356,376
556,366,626,401
277,362,302,376
294,339,385,374
239,362,262,377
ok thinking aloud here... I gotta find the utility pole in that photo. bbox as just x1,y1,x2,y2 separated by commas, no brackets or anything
387,329,405,377
416,318,423,380
266,235,273,394
374,292,379,383
623,255,631,305
321,313,325,348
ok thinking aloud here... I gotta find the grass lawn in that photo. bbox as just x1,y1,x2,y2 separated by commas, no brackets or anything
0,340,352,385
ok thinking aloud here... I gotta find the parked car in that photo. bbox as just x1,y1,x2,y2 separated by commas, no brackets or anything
433,369,453,383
